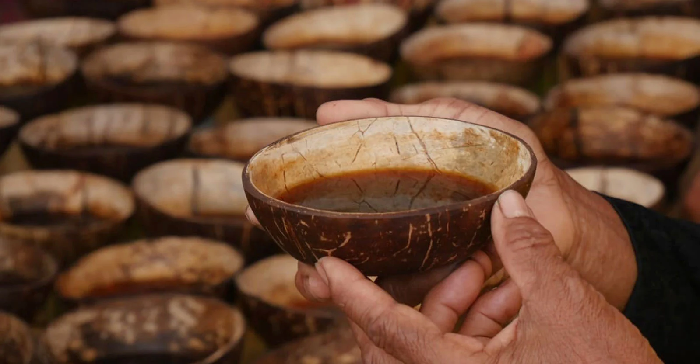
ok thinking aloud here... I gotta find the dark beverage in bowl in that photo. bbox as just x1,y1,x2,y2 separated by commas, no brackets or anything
277,169,497,213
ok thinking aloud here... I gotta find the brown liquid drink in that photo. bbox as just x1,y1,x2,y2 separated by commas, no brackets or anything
277,169,497,213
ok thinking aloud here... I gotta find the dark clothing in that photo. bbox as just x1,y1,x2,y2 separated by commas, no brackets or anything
605,197,700,363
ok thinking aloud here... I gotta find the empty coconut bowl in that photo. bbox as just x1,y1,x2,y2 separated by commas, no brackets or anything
544,73,700,127
254,325,359,364
263,3,407,63
0,18,116,58
300,0,438,33
56,236,244,304
229,50,392,119
400,24,552,85
390,82,541,122
118,5,259,55
187,118,317,162
597,0,699,17
45,294,247,364
235,254,341,346
435,0,589,43
562,17,700,82
0,41,77,122
81,42,228,124
0,107,20,158
0,239,58,321
0,311,53,364
530,106,694,198
133,159,279,262
0,171,135,266
153,0,299,26
19,104,193,182
566,167,666,211
243,116,537,276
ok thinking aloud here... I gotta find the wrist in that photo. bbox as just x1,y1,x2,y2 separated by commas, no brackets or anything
557,171,638,310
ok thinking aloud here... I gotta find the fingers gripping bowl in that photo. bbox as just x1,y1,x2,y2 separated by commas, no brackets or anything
243,116,537,276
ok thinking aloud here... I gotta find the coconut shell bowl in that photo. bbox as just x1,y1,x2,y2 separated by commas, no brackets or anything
235,254,341,347
187,118,316,162
44,294,247,364
562,17,700,83
0,239,58,321
0,311,53,364
81,42,228,124
0,106,20,158
253,324,359,364
153,0,299,26
132,159,280,262
229,50,392,119
243,116,537,276
597,0,700,18
0,41,78,122
19,104,193,182
0,171,135,267
262,3,408,63
56,236,245,305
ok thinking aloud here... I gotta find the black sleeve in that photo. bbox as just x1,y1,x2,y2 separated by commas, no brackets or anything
603,196,700,364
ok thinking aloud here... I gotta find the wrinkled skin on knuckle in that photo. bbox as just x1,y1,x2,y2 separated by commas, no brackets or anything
502,218,555,256
364,307,440,364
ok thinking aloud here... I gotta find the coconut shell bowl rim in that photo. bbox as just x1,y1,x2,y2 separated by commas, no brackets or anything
0,239,58,293
242,115,538,219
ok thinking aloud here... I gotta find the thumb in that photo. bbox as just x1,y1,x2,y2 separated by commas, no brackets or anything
490,190,572,301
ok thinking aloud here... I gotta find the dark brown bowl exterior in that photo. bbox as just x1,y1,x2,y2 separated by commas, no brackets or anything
120,28,261,56
0,312,54,364
66,0,153,20
0,73,78,123
238,293,341,347
83,77,226,125
244,172,536,277
230,76,391,119
0,122,18,159
253,324,359,364
407,58,547,87
19,133,191,183
0,244,57,322
136,198,281,262
563,54,700,85
597,2,700,18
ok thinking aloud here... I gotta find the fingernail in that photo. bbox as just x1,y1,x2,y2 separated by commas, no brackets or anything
244,206,256,223
303,272,329,301
498,190,533,219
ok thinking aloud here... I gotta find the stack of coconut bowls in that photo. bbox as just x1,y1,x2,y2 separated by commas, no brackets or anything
1,0,700,363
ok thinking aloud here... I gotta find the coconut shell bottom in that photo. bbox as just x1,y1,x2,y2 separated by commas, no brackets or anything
239,294,341,347
84,78,226,125
231,77,391,120
137,200,281,262
0,74,77,123
563,55,700,85
406,58,546,87
20,133,191,183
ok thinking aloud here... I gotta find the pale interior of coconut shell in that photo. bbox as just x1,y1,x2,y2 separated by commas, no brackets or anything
0,106,19,128
0,18,115,49
189,118,317,160
0,41,77,88
235,254,318,308
390,82,541,118
564,17,700,60
82,42,228,85
263,4,406,50
229,50,392,88
437,0,589,25
0,313,34,364
45,294,246,363
400,24,552,64
133,159,249,217
119,5,258,40
600,0,692,10
544,74,700,116
534,106,694,163
0,240,57,284
566,167,664,208
154,0,296,8
0,171,134,223
248,116,533,212
20,104,192,149
56,237,244,300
